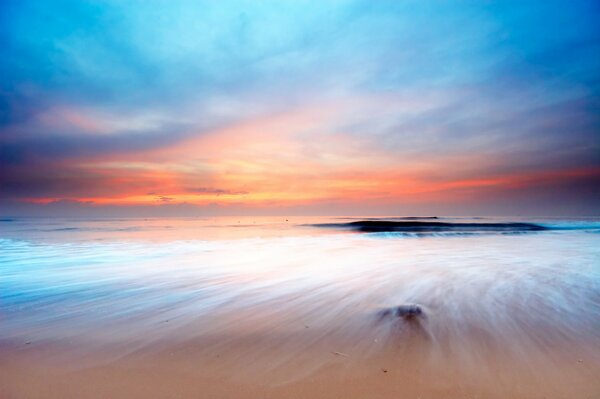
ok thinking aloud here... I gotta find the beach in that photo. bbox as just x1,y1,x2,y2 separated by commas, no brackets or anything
1,217,599,398
3,0,600,396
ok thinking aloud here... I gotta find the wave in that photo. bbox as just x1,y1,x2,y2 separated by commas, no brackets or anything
1,229,599,394
312,220,548,233
331,216,440,220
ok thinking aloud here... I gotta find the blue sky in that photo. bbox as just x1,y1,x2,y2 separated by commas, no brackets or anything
1,0,599,216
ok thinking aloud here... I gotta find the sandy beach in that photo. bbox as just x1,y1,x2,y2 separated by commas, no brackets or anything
1,323,599,399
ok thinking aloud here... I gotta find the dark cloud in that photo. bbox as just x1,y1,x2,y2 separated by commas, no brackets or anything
187,187,249,196
1,122,192,166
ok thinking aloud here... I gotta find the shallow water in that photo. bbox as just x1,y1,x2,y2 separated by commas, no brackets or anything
1,216,600,397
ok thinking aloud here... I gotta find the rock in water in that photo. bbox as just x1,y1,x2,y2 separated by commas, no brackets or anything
395,304,423,319
378,304,424,321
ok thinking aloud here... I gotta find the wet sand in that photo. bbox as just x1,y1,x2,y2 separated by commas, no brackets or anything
1,321,599,399
2,291,600,399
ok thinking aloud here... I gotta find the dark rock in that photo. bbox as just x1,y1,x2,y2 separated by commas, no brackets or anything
395,304,423,319
378,304,425,321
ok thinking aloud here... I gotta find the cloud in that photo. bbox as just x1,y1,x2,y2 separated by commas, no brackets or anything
187,187,249,196
0,0,599,215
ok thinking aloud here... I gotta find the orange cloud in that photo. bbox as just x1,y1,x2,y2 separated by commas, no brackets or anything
22,96,598,211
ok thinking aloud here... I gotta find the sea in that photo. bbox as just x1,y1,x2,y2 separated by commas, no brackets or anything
1,216,599,394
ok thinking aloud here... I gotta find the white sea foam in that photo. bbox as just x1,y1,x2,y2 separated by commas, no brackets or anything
1,217,600,380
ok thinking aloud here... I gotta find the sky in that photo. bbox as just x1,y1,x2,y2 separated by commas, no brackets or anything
1,0,599,216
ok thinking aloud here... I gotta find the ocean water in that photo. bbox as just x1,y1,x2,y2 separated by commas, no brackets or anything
1,216,600,393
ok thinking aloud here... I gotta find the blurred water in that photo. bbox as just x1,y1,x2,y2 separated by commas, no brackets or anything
1,216,600,391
